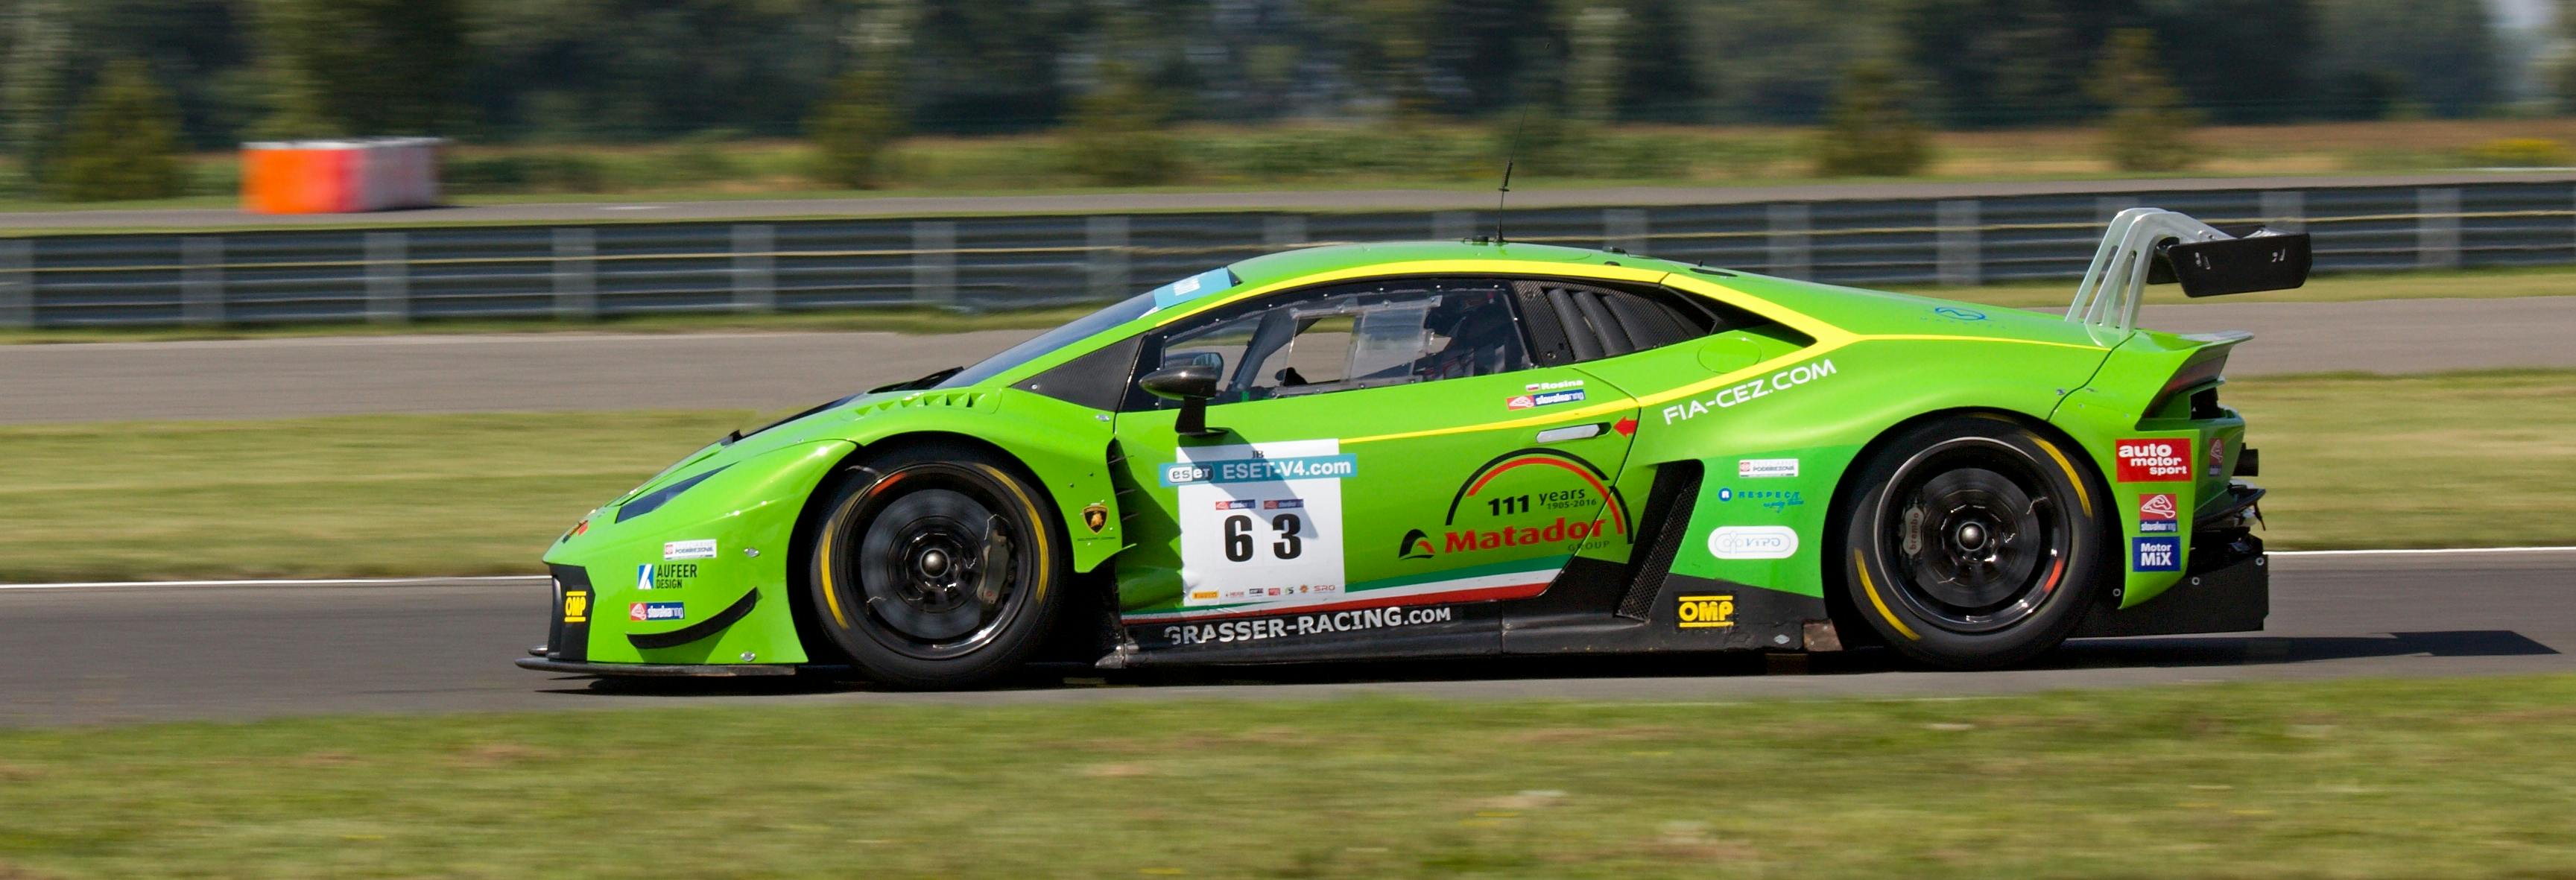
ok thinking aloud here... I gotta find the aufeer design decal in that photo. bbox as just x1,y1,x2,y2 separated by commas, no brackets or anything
1162,439,1352,607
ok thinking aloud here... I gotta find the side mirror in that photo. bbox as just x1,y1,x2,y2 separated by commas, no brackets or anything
1139,363,1224,437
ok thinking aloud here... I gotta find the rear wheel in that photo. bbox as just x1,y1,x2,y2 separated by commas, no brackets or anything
808,444,1067,689
1840,415,2111,669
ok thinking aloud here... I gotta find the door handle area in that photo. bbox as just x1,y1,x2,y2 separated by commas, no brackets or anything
1534,423,1604,443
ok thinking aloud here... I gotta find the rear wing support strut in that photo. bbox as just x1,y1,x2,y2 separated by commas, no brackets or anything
2066,207,2312,336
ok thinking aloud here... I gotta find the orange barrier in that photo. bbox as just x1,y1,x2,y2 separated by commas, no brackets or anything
241,138,442,214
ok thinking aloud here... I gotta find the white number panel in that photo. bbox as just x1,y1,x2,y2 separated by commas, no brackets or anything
1161,439,1351,607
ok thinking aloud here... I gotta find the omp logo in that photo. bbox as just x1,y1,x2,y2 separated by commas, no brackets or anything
1708,526,1799,560
1676,594,1735,628
1396,528,1434,560
560,589,589,623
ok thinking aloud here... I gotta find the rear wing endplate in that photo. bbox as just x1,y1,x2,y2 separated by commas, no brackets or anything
2066,208,2312,336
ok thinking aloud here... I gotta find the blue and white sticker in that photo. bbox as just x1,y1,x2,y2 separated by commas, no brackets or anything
1171,440,1348,607
2133,537,2181,572
636,563,655,590
630,601,685,621
663,539,717,560
1148,268,1239,311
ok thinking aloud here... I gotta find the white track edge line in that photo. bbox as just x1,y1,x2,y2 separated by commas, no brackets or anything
5,544,2575,591
2269,545,2576,557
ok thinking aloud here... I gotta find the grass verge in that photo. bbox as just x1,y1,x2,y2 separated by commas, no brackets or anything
0,369,2569,583
2,265,2567,346
4,676,2576,878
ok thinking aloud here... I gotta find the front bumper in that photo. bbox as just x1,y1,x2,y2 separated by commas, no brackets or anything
515,656,798,677
2073,528,2268,638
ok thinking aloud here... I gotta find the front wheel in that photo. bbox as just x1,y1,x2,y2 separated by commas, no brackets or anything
1840,416,2112,669
808,444,1068,689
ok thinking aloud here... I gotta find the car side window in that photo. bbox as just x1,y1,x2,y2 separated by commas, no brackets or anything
1142,279,1530,408
1513,279,1760,366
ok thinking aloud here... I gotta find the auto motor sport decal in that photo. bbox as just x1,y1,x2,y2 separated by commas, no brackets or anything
1128,446,1626,647
2115,438,2193,482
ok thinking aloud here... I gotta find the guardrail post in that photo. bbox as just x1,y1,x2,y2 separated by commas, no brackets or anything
1766,203,1811,280
1086,215,1130,300
364,231,408,324
2417,187,2461,270
2259,191,2305,233
552,227,595,320
0,238,29,329
1603,208,1648,253
912,220,955,308
1263,215,1306,250
731,224,775,313
1432,211,1475,241
1936,199,1980,286
180,235,223,326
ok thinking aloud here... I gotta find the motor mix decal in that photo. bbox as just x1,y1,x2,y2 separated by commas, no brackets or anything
1163,440,1350,607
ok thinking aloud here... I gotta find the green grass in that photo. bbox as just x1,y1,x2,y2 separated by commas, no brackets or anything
5,677,2576,878
0,369,2569,583
2,265,2566,346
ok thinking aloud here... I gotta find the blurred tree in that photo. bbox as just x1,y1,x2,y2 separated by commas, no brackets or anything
48,59,186,200
2139,0,2313,124
1066,61,1178,185
1814,58,1929,175
1,0,73,184
1613,0,1701,121
1566,3,1625,121
2090,28,2197,172
467,0,843,141
808,68,902,189
256,0,466,136
2309,0,2498,118
1896,0,2143,127
1689,0,1887,124
905,0,1089,132
1313,0,1439,119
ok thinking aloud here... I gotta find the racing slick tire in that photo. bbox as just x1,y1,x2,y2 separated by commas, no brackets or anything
1839,414,2113,670
808,443,1069,689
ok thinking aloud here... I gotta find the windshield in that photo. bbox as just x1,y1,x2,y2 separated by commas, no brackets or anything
932,267,1239,390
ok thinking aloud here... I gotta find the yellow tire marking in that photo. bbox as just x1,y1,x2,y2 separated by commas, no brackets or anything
1855,549,1921,642
2031,435,2092,519
818,493,852,630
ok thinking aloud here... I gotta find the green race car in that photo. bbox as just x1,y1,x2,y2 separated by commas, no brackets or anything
519,208,2296,687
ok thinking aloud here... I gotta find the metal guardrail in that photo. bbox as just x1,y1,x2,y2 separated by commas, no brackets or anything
0,181,2569,328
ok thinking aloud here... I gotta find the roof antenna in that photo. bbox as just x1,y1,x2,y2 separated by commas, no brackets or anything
1493,107,1529,244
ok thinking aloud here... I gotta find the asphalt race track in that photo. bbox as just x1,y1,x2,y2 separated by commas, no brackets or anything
0,551,2566,727
7,297,2573,424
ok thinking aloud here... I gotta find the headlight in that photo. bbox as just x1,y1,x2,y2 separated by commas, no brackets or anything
615,466,729,523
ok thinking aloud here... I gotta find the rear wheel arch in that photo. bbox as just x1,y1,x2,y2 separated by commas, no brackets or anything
1818,407,2114,652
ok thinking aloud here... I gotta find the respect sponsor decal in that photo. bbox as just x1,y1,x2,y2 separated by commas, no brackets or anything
1160,604,1455,647
1662,358,1838,424
1708,525,1799,560
662,539,717,560
630,601,685,622
1676,594,1735,629
2139,493,2180,534
1715,487,1805,513
1737,458,1798,478
1162,453,1358,486
2133,537,2180,572
1507,388,1586,410
2115,439,2193,482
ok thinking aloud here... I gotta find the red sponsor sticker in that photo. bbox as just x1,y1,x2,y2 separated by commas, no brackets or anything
2138,493,2180,533
1506,395,1537,410
2115,438,2193,482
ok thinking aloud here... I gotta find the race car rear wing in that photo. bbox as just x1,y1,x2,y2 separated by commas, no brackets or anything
2066,207,2312,335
